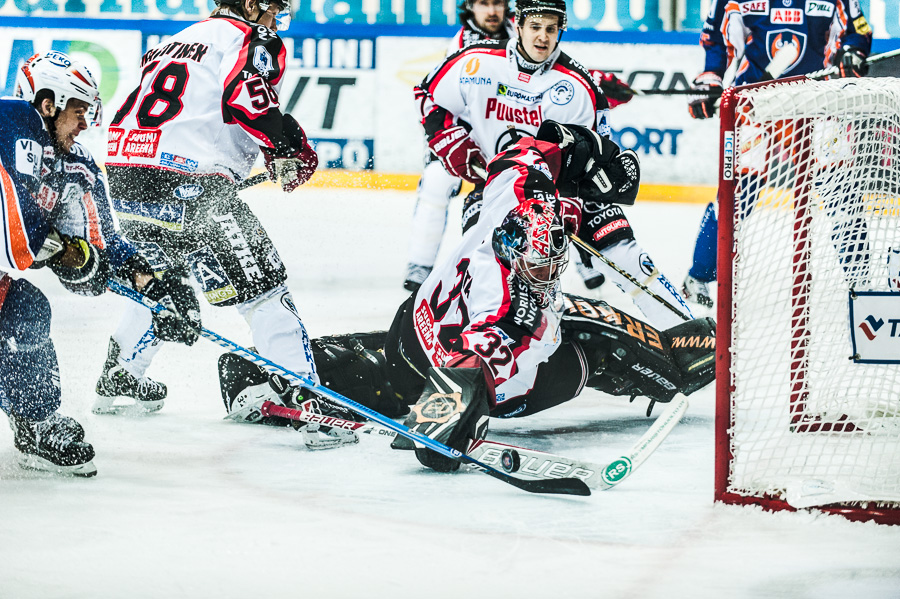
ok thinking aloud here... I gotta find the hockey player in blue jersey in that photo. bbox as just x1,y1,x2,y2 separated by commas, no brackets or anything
0,52,199,476
681,0,873,307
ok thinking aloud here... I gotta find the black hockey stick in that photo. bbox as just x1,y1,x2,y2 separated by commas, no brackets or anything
804,47,900,81
108,280,590,497
569,234,692,322
236,172,270,190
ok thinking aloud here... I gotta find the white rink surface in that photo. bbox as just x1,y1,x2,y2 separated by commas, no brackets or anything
1,185,898,599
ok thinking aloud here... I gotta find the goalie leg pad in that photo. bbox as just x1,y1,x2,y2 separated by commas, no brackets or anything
392,366,490,473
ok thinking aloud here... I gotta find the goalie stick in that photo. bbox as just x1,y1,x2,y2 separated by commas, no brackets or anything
569,234,691,322
108,280,590,497
230,395,688,491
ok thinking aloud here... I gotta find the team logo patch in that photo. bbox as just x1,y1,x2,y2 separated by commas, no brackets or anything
549,80,575,105
187,246,238,304
173,183,205,200
805,0,833,16
766,29,806,73
253,46,274,77
497,83,542,104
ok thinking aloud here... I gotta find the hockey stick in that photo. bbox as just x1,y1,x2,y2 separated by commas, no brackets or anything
804,47,900,81
108,280,590,496
257,395,688,491
469,395,689,490
236,172,270,190
569,234,691,322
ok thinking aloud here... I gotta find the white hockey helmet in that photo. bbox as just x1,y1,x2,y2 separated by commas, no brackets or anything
14,51,103,127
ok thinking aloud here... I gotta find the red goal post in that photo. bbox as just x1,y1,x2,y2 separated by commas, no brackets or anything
715,76,900,525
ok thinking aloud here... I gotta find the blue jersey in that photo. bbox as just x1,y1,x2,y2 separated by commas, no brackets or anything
0,98,137,274
700,0,873,85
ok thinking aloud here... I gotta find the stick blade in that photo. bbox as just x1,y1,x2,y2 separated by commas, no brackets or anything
486,469,592,496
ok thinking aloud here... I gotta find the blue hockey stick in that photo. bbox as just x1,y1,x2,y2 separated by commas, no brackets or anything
108,279,590,496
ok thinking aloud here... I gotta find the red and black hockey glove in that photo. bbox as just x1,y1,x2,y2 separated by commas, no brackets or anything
687,72,723,119
428,125,487,184
596,71,635,108
263,115,318,193
834,46,868,78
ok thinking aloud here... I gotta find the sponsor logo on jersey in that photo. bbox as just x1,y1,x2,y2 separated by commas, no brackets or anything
739,0,768,14
161,152,199,173
36,184,58,213
121,129,161,159
549,80,575,105
485,98,543,126
518,72,531,83
464,57,480,75
534,162,552,179
173,183,205,200
254,46,274,77
107,127,124,156
497,83,542,104
639,253,656,277
460,76,492,85
853,15,872,35
14,139,41,179
770,7,803,23
414,299,436,350
212,212,264,283
805,0,833,16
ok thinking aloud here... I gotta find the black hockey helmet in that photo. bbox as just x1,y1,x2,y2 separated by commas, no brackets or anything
515,0,567,30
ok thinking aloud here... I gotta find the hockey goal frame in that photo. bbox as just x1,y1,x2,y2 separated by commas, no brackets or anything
714,77,900,525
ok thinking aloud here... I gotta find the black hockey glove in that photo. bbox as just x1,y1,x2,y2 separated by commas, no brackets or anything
263,114,318,193
834,46,868,78
31,229,111,297
141,269,201,346
687,72,723,119
536,120,641,205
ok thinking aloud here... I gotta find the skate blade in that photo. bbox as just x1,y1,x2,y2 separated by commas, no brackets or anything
223,398,267,424
19,454,98,477
92,394,164,416
300,424,360,450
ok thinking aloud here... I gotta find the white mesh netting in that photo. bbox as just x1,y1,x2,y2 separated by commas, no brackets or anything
725,77,900,509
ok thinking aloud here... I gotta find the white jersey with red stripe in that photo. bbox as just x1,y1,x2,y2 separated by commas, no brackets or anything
410,139,567,405
107,13,289,180
416,38,609,161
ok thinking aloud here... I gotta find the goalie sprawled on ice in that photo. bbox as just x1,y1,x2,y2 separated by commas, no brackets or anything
221,122,715,471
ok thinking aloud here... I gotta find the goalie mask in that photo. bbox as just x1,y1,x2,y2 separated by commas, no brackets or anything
492,199,569,306
14,52,103,127
536,120,640,206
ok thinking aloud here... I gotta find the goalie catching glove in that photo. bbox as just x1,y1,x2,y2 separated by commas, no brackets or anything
428,125,487,184
140,268,201,346
262,114,318,193
31,228,111,297
535,120,640,206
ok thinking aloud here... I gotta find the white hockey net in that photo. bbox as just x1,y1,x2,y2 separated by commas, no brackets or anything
717,77,900,523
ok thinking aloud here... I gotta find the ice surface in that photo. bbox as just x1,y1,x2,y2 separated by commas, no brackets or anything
1,186,897,598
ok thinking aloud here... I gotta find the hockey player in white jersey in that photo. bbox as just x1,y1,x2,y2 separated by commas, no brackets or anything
413,0,691,329
403,0,515,292
95,0,322,414
385,121,714,472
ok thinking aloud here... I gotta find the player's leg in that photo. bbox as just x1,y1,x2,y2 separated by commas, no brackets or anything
682,201,717,308
0,277,96,476
404,159,461,292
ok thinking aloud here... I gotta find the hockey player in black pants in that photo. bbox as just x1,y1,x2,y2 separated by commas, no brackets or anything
220,122,715,472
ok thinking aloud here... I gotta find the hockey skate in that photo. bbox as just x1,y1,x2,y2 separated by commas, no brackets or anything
403,263,433,293
93,339,166,415
682,275,714,308
9,413,97,477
